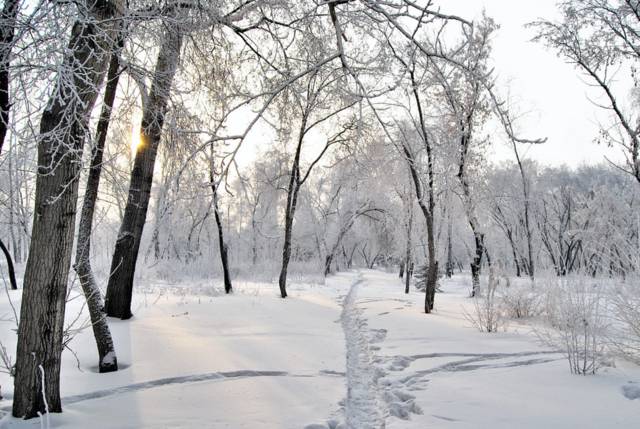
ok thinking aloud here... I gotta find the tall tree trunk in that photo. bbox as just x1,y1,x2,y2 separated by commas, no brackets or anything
251,216,258,265
0,239,16,289
469,227,484,297
0,0,21,290
398,67,439,312
73,36,124,374
278,123,305,298
13,2,122,418
278,181,299,298
105,21,183,319
401,142,437,312
210,168,232,294
445,216,454,278
404,198,413,294
0,0,20,154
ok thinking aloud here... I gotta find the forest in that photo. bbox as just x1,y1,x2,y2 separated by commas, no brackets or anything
0,0,640,428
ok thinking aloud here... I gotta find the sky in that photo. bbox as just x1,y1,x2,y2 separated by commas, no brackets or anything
446,0,626,168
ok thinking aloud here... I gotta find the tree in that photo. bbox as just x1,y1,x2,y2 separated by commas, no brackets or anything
105,11,185,319
532,0,640,183
0,0,21,291
209,152,232,294
432,20,495,297
13,0,124,418
276,62,356,298
73,31,125,374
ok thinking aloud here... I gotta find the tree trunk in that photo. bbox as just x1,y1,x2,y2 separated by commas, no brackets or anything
210,169,232,294
0,1,21,288
251,217,258,265
13,2,122,418
324,253,334,277
404,199,413,293
0,239,17,290
278,124,305,298
470,229,484,297
446,217,454,278
278,184,298,298
404,262,411,294
73,37,124,374
105,21,183,319
425,261,437,311
401,142,437,312
0,0,20,154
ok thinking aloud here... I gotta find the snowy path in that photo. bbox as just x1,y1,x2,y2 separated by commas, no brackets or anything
340,274,386,428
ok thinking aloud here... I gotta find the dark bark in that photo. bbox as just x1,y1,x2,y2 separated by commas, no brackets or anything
400,141,437,312
0,0,20,154
0,238,17,290
73,36,124,374
278,169,299,298
445,217,454,278
394,62,438,312
404,197,413,293
404,262,411,294
0,1,21,290
324,254,334,277
399,261,405,279
251,217,258,265
13,2,122,418
105,22,183,319
469,230,485,297
278,118,306,298
210,169,232,294
425,261,437,312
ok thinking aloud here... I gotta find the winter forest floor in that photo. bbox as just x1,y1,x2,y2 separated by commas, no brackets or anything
1,270,639,428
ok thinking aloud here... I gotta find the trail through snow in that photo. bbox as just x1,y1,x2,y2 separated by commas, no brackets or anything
340,274,386,428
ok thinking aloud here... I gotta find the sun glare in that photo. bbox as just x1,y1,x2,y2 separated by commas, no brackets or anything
130,122,142,155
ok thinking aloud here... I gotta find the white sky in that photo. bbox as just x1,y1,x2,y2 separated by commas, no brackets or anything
446,0,625,168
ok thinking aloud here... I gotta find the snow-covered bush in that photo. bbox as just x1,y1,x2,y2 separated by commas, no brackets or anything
464,267,507,333
609,280,640,365
538,276,610,375
500,280,540,319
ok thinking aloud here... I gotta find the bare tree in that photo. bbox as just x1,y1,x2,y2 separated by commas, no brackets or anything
105,11,185,319
0,0,21,290
13,0,124,418
209,151,232,294
532,0,640,183
277,63,356,297
73,31,125,373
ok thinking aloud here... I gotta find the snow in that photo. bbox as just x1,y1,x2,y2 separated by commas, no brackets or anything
100,352,116,366
1,270,639,428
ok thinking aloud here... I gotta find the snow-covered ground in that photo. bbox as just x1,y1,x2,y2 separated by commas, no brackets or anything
1,270,639,428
